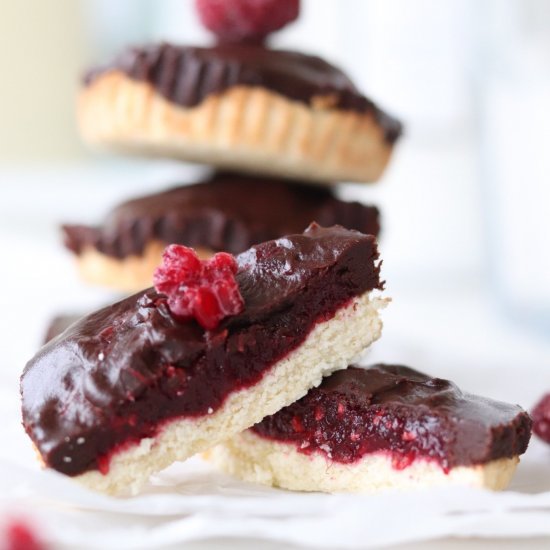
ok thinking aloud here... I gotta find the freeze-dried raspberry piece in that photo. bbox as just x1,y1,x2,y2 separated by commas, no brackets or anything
5,520,46,550
153,244,244,330
196,0,299,43
532,393,550,444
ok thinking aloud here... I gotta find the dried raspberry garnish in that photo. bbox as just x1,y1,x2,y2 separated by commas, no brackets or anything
5,520,46,550
195,0,299,44
532,393,550,444
153,244,244,330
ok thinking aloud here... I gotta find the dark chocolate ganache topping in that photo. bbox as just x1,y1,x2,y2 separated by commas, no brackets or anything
62,173,380,259
21,225,382,476
252,365,532,470
83,42,402,143
43,314,84,344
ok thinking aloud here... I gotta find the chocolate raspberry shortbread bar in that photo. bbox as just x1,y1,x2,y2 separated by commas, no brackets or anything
207,364,531,492
62,173,380,292
78,0,401,184
21,225,386,495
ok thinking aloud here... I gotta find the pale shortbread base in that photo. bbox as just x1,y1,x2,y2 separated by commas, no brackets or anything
78,72,396,184
75,292,387,495
74,242,213,293
207,431,520,493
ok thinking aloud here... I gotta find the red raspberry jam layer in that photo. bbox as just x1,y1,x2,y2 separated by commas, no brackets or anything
21,225,382,476
251,365,532,471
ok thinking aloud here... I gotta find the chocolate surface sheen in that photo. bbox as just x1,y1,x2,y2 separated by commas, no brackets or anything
84,42,402,143
21,225,382,476
62,173,380,259
43,314,83,344
252,365,532,470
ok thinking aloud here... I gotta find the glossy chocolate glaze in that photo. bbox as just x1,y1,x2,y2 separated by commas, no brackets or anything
84,42,402,143
43,314,83,344
21,225,382,476
252,365,532,470
63,173,380,259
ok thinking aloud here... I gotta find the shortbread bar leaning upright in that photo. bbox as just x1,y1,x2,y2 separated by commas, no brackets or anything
21,224,387,495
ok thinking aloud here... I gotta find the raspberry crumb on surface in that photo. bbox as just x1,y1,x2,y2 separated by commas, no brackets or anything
5,520,46,550
153,244,244,330
195,0,299,44
391,452,415,471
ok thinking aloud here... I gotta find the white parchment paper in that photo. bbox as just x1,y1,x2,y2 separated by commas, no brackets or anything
1,439,550,549
2,229,550,549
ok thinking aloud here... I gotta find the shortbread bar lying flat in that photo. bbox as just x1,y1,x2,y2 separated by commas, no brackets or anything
207,364,532,492
62,172,380,292
79,43,402,184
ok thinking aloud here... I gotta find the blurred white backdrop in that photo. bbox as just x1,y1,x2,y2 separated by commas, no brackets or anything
0,0,548,362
